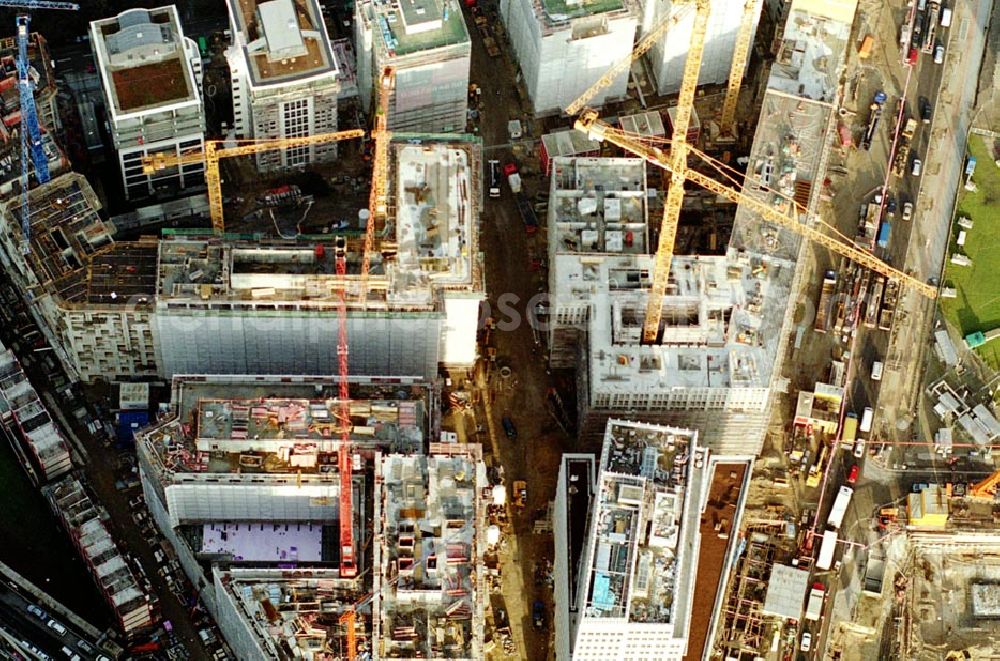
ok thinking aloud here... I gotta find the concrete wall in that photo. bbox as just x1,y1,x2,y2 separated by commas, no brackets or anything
501,0,639,115
154,309,442,379
646,0,764,95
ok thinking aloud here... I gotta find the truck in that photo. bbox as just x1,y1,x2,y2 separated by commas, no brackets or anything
923,2,940,53
893,142,911,177
860,91,887,150
901,116,917,141
814,270,837,333
487,160,501,198
513,480,527,508
879,279,900,330
805,581,827,619
859,34,874,59
865,275,885,328
840,413,859,449
827,486,854,530
877,219,891,250
515,192,539,234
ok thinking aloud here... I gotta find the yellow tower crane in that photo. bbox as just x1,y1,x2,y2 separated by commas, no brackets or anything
142,129,366,235
642,0,710,343
564,7,693,118
360,67,395,304
719,0,761,135
575,114,938,299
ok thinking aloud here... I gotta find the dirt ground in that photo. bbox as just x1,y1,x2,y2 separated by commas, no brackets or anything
686,463,748,661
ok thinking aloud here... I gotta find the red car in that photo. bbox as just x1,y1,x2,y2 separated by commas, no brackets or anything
906,48,919,66
503,162,518,177
847,464,860,484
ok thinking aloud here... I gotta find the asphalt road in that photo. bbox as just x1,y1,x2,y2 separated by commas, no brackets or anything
0,585,103,660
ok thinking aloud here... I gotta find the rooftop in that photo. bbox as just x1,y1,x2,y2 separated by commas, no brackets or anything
768,1,855,102
92,6,199,114
582,253,791,391
360,0,469,58
548,157,649,255
377,451,484,659
539,0,627,26
0,347,72,475
138,375,430,479
582,420,701,626
541,129,602,161
217,567,369,660
761,564,811,620
230,0,338,86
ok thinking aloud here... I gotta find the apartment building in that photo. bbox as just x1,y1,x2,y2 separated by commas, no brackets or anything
355,0,471,132
225,0,341,171
91,6,206,200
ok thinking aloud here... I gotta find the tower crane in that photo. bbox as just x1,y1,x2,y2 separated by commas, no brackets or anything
641,0,710,343
719,0,761,135
335,225,356,582
360,67,394,304
564,7,693,118
143,129,365,235
575,114,938,299
0,0,80,252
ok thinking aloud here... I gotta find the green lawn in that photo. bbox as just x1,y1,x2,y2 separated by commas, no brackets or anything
940,134,1000,369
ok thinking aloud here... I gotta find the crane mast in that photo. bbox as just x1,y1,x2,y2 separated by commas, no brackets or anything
335,237,356,577
143,130,365,234
642,0,710,344
361,67,394,304
719,0,760,134
2,0,80,252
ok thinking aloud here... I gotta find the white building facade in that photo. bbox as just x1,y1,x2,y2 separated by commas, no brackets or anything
91,6,205,200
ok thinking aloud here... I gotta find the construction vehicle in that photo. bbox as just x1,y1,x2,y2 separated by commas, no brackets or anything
515,192,538,234
968,469,1000,500
806,444,828,488
901,116,918,141
143,129,365,235
923,2,940,53
814,270,837,333
804,581,827,619
865,275,885,328
879,279,899,330
1,0,80,252
860,91,887,150
513,480,527,508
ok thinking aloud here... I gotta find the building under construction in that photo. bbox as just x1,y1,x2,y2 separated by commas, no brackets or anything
373,449,486,659
0,136,482,383
0,29,67,191
501,0,639,115
225,0,341,170
0,340,72,485
641,0,764,96
44,476,155,637
545,157,794,455
354,0,471,132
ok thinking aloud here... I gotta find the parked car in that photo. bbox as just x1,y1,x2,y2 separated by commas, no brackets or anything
26,604,47,620
920,97,933,124
848,464,860,484
911,158,923,177
854,439,866,459
902,201,914,221
532,600,545,629
934,42,945,65
800,632,813,652
501,416,517,440
47,619,67,636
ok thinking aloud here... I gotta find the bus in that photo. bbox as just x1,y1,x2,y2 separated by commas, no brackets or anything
827,486,854,530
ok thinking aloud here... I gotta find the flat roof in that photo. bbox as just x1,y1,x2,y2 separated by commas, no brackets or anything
581,420,700,625
768,4,854,102
761,564,811,620
92,7,199,114
540,0,626,23
393,142,475,290
0,348,72,469
361,0,469,57
137,375,431,478
201,522,323,562
230,0,338,86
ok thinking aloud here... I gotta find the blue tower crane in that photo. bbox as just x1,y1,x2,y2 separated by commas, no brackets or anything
0,0,79,251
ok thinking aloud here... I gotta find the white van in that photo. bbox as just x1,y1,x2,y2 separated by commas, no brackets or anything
860,407,874,433
940,7,953,28
934,43,945,64
871,360,884,381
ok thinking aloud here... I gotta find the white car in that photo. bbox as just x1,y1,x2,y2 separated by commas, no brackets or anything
854,439,866,459
46,618,67,636
902,201,914,221
800,632,813,652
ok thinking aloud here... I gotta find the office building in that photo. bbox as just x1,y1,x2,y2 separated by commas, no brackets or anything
91,6,206,200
